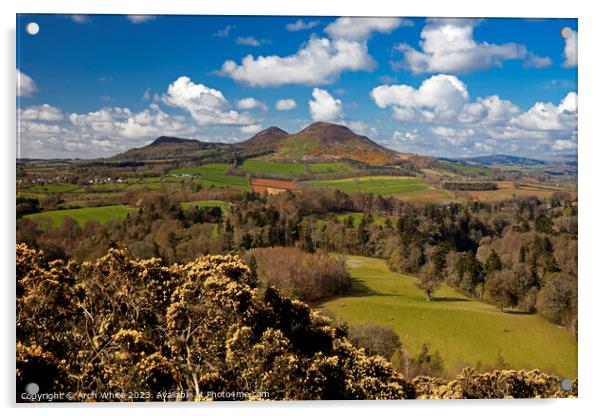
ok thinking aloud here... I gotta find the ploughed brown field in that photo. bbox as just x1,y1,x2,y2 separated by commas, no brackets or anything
250,178,299,195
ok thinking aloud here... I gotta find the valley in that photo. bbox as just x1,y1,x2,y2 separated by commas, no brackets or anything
16,121,578,381
318,255,577,378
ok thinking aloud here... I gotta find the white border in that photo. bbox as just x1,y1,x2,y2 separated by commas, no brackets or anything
2,1,600,415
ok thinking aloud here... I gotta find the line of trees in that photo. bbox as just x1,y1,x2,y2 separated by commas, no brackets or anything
244,247,350,302
17,188,577,328
442,182,498,191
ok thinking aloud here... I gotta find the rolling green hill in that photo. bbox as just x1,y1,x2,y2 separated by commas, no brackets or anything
110,136,235,162
318,256,577,378
238,122,411,165
24,205,137,227
107,122,429,168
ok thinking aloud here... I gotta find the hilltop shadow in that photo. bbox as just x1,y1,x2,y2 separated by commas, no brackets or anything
313,278,394,307
503,309,533,315
433,296,469,302
343,278,395,298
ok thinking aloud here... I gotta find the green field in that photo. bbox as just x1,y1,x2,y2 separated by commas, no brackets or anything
438,161,493,177
335,212,395,227
166,164,250,191
318,256,577,378
305,176,428,196
125,182,170,191
28,183,82,193
168,163,231,175
181,200,230,213
309,162,354,174
196,174,250,191
238,160,306,176
24,205,137,227
83,183,130,192
315,212,391,231
237,160,353,176
17,191,48,199
335,212,390,227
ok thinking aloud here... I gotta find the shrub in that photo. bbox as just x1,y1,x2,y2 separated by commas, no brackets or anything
16,244,405,401
245,247,350,302
413,368,577,399
347,325,401,359
536,273,577,326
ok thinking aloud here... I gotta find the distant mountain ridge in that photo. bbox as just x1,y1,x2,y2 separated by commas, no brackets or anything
237,122,407,164
234,126,290,155
149,136,201,146
110,122,421,165
441,154,547,166
111,135,232,162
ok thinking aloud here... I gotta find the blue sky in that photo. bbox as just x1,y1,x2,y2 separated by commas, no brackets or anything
17,15,577,159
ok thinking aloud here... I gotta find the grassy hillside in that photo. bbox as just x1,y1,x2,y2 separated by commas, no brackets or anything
196,174,250,191
24,205,137,227
305,176,428,196
236,160,354,177
168,163,231,175
167,164,250,191
181,200,230,214
436,161,494,177
237,160,306,176
28,183,82,193
318,256,577,378
252,122,402,165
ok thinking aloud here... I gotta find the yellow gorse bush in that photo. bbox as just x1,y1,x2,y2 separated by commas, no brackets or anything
16,243,576,401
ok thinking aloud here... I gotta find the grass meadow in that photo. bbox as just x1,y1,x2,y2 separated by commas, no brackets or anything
181,200,230,214
305,176,428,196
24,205,137,227
318,255,577,378
237,160,354,177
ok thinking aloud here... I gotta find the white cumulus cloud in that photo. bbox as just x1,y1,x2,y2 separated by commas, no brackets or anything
17,69,36,97
309,88,343,122
392,129,420,142
324,17,410,41
19,104,63,122
286,19,320,32
162,76,254,126
430,126,475,138
69,104,195,140
236,97,268,111
562,31,577,67
19,103,200,159
524,52,552,68
395,19,527,74
370,74,470,122
511,92,577,131
275,99,297,111
220,17,409,87
458,95,520,125
240,124,263,134
220,36,375,87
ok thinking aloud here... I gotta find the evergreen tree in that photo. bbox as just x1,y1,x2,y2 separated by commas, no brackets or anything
485,250,503,275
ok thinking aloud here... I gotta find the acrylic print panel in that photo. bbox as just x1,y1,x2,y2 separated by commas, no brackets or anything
16,14,578,402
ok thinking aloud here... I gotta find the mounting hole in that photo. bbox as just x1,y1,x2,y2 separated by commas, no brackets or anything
561,27,573,39
25,382,39,395
26,22,39,36
560,378,573,391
